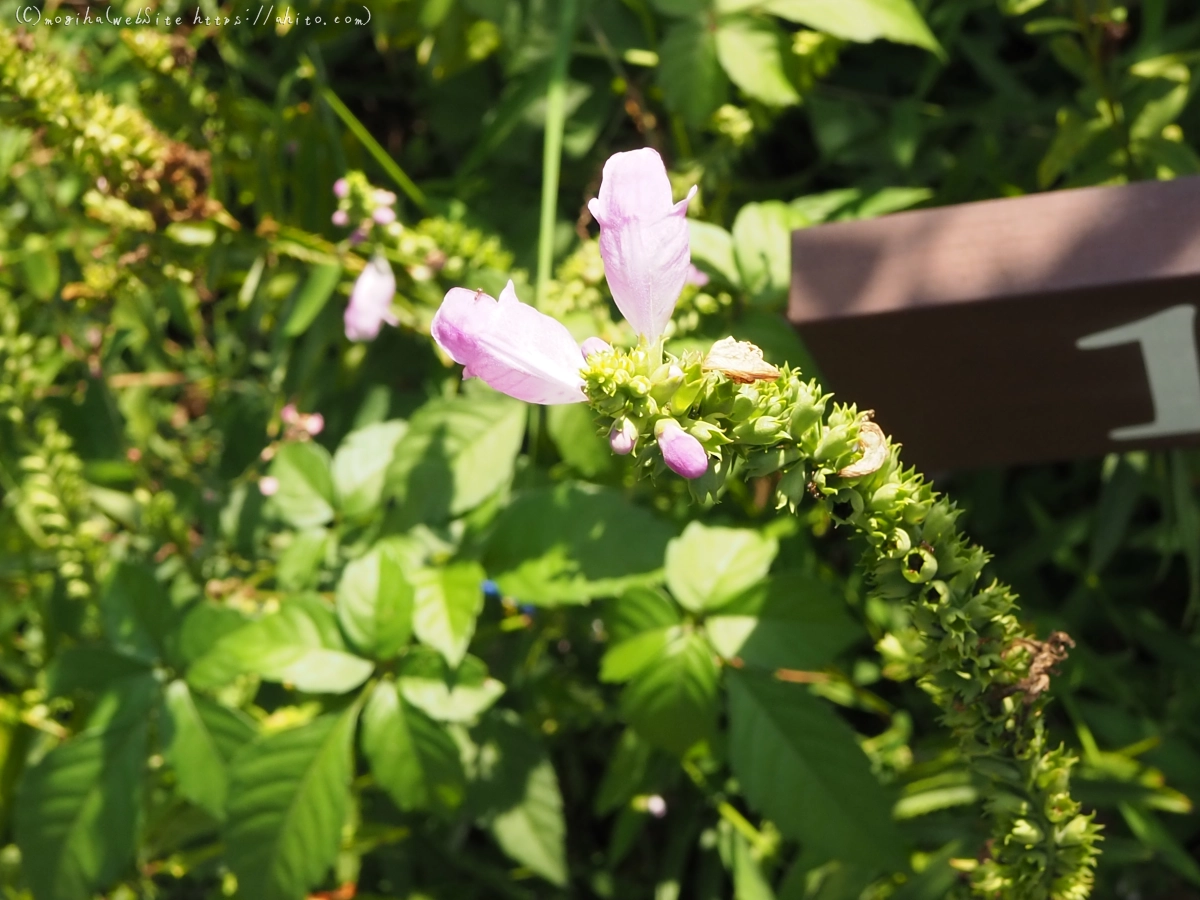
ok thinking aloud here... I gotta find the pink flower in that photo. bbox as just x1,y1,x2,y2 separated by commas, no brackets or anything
373,206,396,225
281,404,299,424
609,418,637,455
580,336,612,359
332,209,349,227
258,476,280,496
345,254,398,342
431,281,587,405
587,149,696,342
305,412,325,436
655,418,708,479
333,178,349,198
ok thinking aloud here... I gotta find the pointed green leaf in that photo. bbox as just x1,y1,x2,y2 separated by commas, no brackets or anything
45,646,152,698
336,544,415,660
716,16,801,107
225,709,358,900
101,561,176,661
666,522,778,613
688,220,740,287
361,680,466,814
387,392,526,524
190,596,373,694
15,675,155,900
732,201,798,307
620,632,719,756
276,527,332,592
397,647,505,722
332,420,408,520
705,573,863,669
162,680,257,820
268,441,337,528
659,18,728,127
470,713,567,887
413,561,486,667
727,671,905,869
764,0,940,53
601,627,683,683
285,263,343,337
606,587,682,644
485,484,676,606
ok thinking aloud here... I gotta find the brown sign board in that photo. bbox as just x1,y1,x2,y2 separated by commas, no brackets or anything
788,176,1200,471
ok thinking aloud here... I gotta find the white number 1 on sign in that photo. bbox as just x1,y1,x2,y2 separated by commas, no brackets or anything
1076,304,1200,441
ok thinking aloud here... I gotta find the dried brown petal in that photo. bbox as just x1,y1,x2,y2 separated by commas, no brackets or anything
837,421,887,478
702,337,781,384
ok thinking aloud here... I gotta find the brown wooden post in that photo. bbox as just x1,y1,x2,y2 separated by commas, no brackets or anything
788,177,1200,470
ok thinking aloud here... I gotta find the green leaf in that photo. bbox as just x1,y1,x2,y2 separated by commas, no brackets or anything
268,441,337,529
659,18,728,127
732,201,797,307
162,680,256,820
21,234,60,301
620,632,719,756
727,671,905,869
764,0,941,53
470,712,568,887
606,586,682,644
688,220,740,287
285,263,343,337
1120,802,1200,886
665,522,778,613
387,392,526,524
276,527,332,592
225,709,358,900
602,626,683,683
397,646,505,722
652,0,709,13
1088,455,1143,573
594,729,654,816
336,543,415,660
101,561,176,661
361,679,466,814
45,646,152,698
484,483,676,606
705,573,863,669
412,561,486,667
15,676,155,900
190,596,373,694
332,420,408,520
715,16,800,107
546,403,612,477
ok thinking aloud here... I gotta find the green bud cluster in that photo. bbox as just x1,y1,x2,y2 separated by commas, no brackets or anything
0,28,223,227
584,341,1100,899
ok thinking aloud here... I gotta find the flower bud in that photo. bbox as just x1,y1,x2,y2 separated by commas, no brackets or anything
732,415,784,445
258,476,280,497
609,418,638,455
373,206,397,225
333,178,349,198
581,336,612,359
655,418,708,479
331,209,349,227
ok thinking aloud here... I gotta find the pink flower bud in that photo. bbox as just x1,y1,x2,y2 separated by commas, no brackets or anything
654,418,708,479
373,206,396,225
333,178,349,198
331,209,349,227
646,795,667,818
374,189,397,207
305,412,325,436
258,476,280,496
580,336,612,359
609,418,637,455
281,404,299,424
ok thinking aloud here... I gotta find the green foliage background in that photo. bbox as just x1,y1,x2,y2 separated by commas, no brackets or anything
1,1,1199,899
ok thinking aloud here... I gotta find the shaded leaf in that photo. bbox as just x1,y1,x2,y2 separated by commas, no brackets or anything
336,543,415,660
331,420,408,520
162,680,256,820
659,18,728,127
620,632,719,756
397,646,505,722
765,0,940,52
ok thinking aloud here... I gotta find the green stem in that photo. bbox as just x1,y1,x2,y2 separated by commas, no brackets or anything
535,0,579,309
319,86,430,214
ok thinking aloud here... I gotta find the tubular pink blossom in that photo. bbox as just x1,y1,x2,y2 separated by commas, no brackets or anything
655,418,708,479
431,281,587,405
587,148,697,342
345,254,398,342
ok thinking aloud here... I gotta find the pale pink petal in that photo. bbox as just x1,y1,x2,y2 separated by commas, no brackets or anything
431,281,587,405
345,254,397,342
258,476,280,496
686,264,709,287
655,418,708,479
587,148,697,341
581,336,612,359
305,413,325,436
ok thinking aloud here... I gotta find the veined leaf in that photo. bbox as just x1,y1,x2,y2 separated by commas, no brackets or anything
412,561,486,668
361,679,466,814
225,709,358,900
659,18,728,127
162,680,257,820
620,632,719,756
727,671,905,869
396,647,505,722
332,420,407,520
15,675,156,900
268,441,337,529
716,16,801,107
764,0,941,53
336,543,415,660
665,522,778,613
